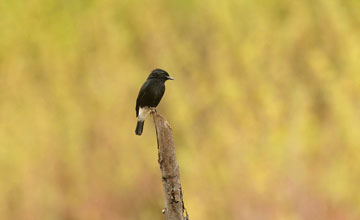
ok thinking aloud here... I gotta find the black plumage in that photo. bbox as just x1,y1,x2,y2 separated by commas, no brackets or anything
135,69,174,135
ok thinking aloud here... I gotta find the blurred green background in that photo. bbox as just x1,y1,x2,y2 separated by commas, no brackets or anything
1,0,360,219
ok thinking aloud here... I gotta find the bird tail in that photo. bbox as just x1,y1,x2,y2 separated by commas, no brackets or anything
135,120,145,136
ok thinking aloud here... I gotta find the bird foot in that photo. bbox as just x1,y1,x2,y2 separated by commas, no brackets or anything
150,107,157,115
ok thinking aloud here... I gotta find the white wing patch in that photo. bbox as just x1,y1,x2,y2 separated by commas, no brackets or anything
138,107,150,121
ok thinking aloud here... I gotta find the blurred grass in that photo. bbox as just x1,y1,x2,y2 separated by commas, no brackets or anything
0,0,360,219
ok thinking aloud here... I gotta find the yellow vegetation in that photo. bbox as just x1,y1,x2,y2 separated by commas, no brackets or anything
0,0,359,219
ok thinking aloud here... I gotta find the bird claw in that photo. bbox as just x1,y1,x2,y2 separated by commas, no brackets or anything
150,107,157,114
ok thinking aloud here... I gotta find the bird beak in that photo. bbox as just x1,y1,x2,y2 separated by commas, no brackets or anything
167,76,175,80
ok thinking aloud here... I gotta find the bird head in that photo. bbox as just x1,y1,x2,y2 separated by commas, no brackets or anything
148,69,174,81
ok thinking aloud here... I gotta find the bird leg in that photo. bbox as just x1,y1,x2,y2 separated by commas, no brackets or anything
150,107,157,115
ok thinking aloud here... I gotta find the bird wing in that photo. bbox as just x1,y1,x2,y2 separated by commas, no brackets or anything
136,80,166,117
136,81,149,117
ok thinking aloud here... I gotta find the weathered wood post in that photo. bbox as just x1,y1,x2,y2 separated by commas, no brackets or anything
151,111,189,220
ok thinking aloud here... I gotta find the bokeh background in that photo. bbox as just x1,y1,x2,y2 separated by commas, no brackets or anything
1,0,360,219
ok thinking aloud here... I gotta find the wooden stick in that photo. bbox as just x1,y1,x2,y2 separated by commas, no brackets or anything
151,111,189,220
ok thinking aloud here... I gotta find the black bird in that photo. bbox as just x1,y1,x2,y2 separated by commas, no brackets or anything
135,69,174,136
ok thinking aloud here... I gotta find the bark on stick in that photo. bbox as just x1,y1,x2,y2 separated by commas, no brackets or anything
151,112,189,220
